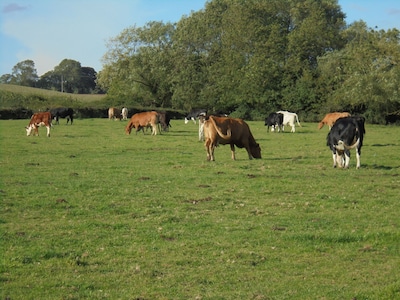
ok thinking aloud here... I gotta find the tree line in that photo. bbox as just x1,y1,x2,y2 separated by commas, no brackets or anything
2,0,399,123
98,0,400,123
0,59,103,94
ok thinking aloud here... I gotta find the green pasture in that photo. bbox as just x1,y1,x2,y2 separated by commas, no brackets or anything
1,118,399,299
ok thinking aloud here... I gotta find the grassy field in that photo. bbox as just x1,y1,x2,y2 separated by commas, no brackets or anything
1,118,399,299
0,84,106,104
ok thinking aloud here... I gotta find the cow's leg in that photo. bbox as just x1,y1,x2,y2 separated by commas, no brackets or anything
151,124,158,135
199,123,205,141
344,151,350,169
205,139,214,161
342,149,350,169
291,125,295,132
230,144,236,160
332,150,337,168
46,125,51,137
356,149,361,169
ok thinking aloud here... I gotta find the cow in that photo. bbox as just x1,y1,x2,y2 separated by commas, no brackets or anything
264,112,284,132
49,107,73,125
108,107,122,121
125,111,159,135
385,113,400,125
185,108,207,124
121,107,128,120
326,116,366,169
318,112,351,130
203,116,261,161
276,110,301,132
158,111,171,131
25,112,52,137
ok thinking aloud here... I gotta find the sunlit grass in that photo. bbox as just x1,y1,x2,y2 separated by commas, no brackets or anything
1,119,399,299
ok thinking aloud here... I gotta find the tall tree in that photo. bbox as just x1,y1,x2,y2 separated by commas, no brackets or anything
10,59,39,87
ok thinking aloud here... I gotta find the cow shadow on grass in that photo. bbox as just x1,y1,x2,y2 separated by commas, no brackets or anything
370,143,398,147
366,164,400,171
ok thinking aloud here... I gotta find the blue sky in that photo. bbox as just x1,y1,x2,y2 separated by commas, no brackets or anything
1,0,399,77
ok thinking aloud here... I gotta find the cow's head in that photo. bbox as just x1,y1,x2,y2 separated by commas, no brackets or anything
25,124,35,136
251,144,262,159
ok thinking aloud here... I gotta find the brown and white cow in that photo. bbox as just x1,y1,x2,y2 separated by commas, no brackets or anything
25,112,52,137
203,116,261,161
108,107,122,120
125,111,160,135
318,112,351,130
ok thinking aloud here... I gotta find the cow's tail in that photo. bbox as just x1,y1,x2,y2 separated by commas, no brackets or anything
336,138,360,151
296,115,301,127
208,116,231,139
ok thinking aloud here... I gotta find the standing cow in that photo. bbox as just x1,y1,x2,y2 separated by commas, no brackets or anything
264,112,284,132
203,116,261,161
277,110,301,132
25,112,52,137
49,107,73,125
327,116,365,169
121,107,128,120
185,108,207,124
318,112,351,130
108,107,122,121
158,111,171,132
125,111,159,135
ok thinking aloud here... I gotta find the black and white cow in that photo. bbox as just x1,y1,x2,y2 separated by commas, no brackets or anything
185,109,207,124
327,116,365,169
49,107,74,125
264,112,283,132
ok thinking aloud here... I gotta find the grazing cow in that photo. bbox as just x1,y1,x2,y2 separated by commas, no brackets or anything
125,111,159,135
158,111,171,131
276,110,301,132
185,108,207,124
121,107,128,120
203,116,261,161
25,112,52,137
49,107,73,125
318,112,351,130
327,116,366,169
264,112,284,132
108,107,122,121
385,113,400,125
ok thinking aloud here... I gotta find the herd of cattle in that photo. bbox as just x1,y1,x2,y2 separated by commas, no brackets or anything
25,107,399,169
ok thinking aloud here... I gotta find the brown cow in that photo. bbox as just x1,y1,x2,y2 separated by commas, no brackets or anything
125,111,159,135
25,112,52,137
318,112,351,130
108,107,122,120
203,116,261,161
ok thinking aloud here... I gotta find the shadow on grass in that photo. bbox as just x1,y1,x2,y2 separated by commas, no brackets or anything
371,143,398,147
366,164,400,171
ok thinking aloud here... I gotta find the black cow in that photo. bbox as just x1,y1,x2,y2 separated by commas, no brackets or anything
50,107,74,125
158,111,171,131
385,113,400,125
264,112,283,132
327,116,365,169
185,108,207,124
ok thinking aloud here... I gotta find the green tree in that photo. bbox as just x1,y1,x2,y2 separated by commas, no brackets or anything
99,22,176,106
318,22,400,123
10,59,39,87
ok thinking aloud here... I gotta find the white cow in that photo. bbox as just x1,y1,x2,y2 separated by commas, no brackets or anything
121,107,128,120
198,115,206,141
276,110,301,132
